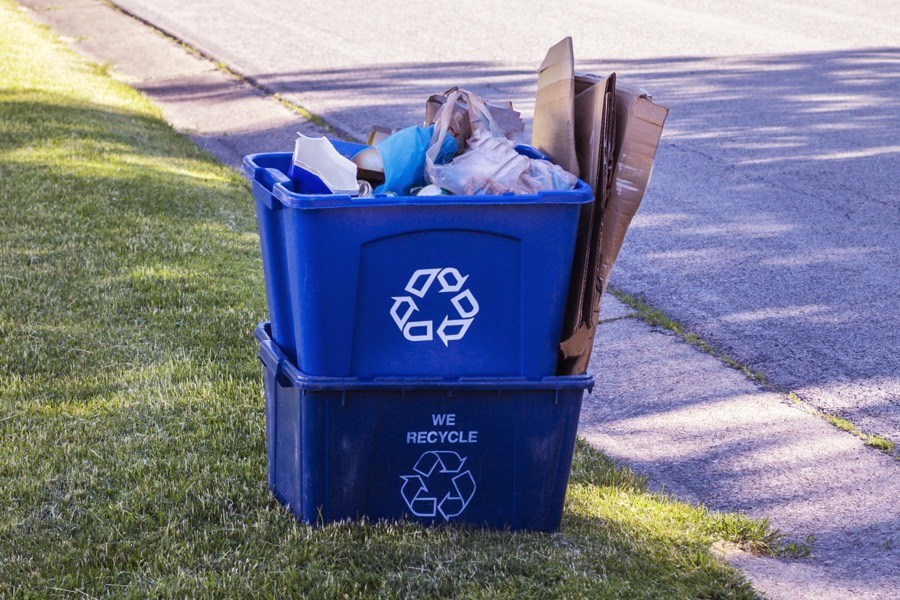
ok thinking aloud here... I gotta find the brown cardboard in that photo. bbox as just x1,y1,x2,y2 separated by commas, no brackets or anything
557,73,616,375
531,37,579,177
557,80,668,375
366,125,393,146
573,74,616,200
599,85,668,295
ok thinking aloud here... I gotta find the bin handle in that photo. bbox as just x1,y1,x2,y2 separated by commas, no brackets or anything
276,353,303,386
257,338,283,370
259,336,304,384
251,167,292,211
258,338,301,387
255,167,291,193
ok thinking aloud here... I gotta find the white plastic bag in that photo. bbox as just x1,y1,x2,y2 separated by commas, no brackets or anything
425,89,578,196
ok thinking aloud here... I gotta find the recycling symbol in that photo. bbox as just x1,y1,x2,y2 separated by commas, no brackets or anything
390,268,479,346
400,451,477,520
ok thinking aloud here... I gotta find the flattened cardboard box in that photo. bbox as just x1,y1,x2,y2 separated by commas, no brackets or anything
558,80,668,376
557,73,617,376
600,85,668,295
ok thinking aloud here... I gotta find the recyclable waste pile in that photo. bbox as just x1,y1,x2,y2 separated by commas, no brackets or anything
289,88,578,199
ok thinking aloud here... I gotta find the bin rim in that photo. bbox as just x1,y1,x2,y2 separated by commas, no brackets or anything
243,151,594,210
254,322,594,392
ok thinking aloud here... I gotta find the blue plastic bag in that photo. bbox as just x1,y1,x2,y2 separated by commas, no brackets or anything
374,125,457,195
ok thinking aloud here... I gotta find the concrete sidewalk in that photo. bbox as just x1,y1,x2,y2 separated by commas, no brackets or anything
19,1,899,598
18,0,328,165
584,301,898,598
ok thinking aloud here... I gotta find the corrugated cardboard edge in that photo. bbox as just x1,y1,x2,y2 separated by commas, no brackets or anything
558,73,616,371
559,81,668,375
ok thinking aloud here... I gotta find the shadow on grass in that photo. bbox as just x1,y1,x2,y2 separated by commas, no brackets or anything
0,93,263,384
0,93,772,596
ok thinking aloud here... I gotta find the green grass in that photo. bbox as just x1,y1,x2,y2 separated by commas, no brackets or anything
864,436,896,453
786,394,897,457
1,2,778,596
611,290,768,385
779,535,815,559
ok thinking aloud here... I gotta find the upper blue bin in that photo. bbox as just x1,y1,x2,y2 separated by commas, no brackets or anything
244,139,593,380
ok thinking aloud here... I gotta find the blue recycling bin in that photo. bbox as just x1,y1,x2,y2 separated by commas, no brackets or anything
244,141,592,380
256,323,592,532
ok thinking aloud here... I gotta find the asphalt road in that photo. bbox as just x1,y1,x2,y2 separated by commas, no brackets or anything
112,0,900,440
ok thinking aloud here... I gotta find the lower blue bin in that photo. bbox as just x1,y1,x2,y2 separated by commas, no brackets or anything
245,140,593,380
256,323,593,532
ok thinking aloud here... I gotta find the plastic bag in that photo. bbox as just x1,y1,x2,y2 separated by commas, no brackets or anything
424,88,525,153
425,89,578,196
373,125,457,196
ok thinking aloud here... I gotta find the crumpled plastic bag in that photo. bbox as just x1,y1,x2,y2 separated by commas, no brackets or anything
425,89,578,196
374,124,457,196
424,88,525,153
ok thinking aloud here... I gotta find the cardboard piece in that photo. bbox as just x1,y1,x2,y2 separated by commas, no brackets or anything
531,37,579,177
557,78,668,375
557,73,617,375
599,85,668,295
366,125,393,146
573,74,617,200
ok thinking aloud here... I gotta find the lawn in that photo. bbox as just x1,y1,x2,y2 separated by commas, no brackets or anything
0,2,774,597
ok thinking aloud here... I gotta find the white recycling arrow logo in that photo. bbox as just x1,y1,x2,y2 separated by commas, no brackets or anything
400,451,477,520
390,267,479,346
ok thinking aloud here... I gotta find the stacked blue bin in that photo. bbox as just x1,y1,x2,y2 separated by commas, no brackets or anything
246,140,595,531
